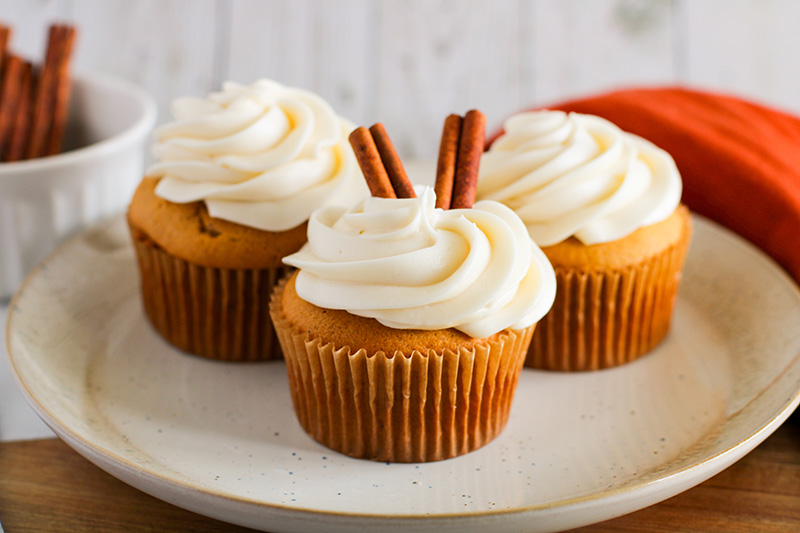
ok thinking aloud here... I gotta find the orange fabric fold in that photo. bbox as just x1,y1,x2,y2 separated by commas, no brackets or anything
500,88,800,282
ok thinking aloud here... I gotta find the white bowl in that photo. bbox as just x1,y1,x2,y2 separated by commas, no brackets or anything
0,72,156,298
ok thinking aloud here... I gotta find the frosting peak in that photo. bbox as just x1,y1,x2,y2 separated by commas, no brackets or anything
147,79,367,231
283,187,556,338
478,111,682,246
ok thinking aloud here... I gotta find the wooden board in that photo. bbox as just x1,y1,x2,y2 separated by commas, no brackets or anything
1,413,798,532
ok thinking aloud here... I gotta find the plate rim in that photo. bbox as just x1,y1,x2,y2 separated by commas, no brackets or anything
6,213,800,528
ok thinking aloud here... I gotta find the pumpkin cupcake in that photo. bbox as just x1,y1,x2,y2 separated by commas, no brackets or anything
479,110,691,371
271,113,556,462
128,79,366,361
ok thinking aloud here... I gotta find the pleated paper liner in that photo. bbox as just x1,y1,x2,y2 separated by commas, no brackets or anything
270,276,534,463
130,224,286,362
527,232,691,371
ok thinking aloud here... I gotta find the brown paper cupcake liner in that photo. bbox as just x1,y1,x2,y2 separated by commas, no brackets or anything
527,235,690,371
130,227,286,362
270,277,534,462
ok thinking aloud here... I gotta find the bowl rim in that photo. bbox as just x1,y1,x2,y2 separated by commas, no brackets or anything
0,72,157,176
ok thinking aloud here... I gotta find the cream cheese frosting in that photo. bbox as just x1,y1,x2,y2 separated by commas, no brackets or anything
147,79,367,231
283,186,556,339
478,110,682,246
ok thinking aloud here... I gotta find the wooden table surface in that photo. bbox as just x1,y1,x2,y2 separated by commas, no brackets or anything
1,412,798,533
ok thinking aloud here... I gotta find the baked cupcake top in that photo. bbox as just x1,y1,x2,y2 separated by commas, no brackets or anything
283,185,556,339
147,79,367,232
478,110,682,246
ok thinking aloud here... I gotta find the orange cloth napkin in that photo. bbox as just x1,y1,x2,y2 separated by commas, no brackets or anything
505,88,800,282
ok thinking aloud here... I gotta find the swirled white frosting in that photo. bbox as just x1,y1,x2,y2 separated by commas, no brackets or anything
147,79,367,231
283,187,556,339
478,111,682,246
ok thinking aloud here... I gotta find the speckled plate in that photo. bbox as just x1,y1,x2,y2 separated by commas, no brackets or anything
7,214,800,532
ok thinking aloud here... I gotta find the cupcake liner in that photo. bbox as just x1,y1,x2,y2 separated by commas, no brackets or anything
130,225,286,361
270,277,534,462
527,235,690,371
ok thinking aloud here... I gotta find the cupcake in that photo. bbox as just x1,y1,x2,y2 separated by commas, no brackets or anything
478,110,691,371
271,114,556,462
127,80,366,361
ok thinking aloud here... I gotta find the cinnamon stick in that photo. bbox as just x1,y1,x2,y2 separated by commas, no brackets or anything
434,114,462,209
6,61,33,162
0,54,23,160
0,24,13,160
28,24,75,158
450,110,486,209
369,123,416,198
45,24,76,156
0,25,10,59
27,26,58,158
349,126,397,199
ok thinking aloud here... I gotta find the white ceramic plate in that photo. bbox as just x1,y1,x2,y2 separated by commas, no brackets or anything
7,215,800,533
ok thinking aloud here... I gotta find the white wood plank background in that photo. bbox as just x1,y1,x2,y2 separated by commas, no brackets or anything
1,0,798,159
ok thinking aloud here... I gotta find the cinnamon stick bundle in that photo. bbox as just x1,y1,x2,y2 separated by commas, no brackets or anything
369,123,416,198
434,109,487,210
0,22,77,163
349,126,396,198
349,123,416,199
28,24,76,159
